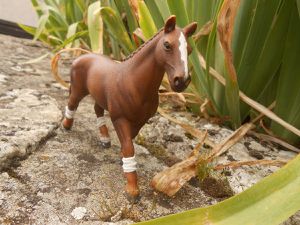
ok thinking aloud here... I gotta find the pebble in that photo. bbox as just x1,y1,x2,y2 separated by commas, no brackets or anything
71,207,87,220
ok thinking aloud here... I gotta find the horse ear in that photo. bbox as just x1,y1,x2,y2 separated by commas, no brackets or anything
164,15,176,33
183,22,197,37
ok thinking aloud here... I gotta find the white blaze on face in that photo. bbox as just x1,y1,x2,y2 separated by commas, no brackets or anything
178,32,188,79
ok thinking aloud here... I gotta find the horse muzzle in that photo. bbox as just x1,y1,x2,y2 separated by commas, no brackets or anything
172,75,191,92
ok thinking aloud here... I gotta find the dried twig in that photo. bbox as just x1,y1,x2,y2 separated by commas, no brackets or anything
157,107,215,148
248,131,300,153
200,98,210,119
214,160,288,170
259,119,275,136
252,101,276,124
159,92,203,104
208,123,255,160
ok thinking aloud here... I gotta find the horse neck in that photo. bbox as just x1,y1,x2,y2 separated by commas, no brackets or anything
123,32,165,95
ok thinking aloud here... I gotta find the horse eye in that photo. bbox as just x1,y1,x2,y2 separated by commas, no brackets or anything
163,41,171,51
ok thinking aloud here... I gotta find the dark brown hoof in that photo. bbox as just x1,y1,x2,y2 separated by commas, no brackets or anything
62,118,73,130
99,141,111,149
125,192,141,204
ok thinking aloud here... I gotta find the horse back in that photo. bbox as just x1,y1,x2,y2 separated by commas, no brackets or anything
70,53,120,109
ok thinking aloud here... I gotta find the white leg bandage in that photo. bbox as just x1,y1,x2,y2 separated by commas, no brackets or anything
99,136,111,143
97,116,111,143
122,156,137,173
65,106,76,119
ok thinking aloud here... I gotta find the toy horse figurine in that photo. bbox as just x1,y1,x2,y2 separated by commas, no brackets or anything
59,16,197,202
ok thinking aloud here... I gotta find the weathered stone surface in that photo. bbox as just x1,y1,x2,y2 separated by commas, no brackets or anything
0,33,299,224
0,73,8,85
282,211,300,225
139,111,297,195
0,99,214,224
0,89,62,169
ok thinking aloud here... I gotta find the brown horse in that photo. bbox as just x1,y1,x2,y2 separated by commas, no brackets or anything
54,15,197,202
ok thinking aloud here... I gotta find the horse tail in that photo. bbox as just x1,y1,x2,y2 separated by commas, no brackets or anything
51,48,91,88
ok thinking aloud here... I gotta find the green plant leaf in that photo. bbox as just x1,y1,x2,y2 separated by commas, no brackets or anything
144,0,165,28
54,30,88,51
100,7,135,55
18,24,37,36
271,5,300,145
34,14,49,41
240,0,292,116
153,0,171,20
297,0,300,17
116,0,139,34
136,154,300,225
46,5,69,28
88,1,103,53
167,0,189,27
75,0,85,13
31,0,44,17
138,1,157,39
217,0,241,128
234,1,282,119
223,70,241,128
66,22,79,48
203,0,223,116
44,0,59,8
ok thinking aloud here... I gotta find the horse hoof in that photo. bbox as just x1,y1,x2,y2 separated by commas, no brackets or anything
99,141,111,149
62,118,73,130
125,192,141,204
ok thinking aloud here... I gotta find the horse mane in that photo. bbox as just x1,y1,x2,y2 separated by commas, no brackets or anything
122,28,164,62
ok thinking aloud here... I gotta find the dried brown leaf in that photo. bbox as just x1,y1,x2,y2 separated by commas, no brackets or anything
214,160,288,170
51,48,91,88
208,123,255,160
200,98,210,119
133,27,146,43
159,92,203,104
260,119,275,136
193,21,214,42
249,131,300,153
217,0,240,82
151,154,198,196
128,0,139,19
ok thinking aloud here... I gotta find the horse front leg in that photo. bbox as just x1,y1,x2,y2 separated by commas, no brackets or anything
113,119,140,202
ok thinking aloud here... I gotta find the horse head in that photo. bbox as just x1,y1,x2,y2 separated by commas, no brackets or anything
155,16,197,92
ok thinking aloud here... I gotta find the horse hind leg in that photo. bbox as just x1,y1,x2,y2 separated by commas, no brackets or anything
94,103,111,148
62,86,86,130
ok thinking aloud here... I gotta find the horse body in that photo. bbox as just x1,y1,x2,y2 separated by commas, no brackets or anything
60,16,197,202
70,31,165,138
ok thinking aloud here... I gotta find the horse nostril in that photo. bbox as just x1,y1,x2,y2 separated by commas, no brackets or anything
174,77,180,87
